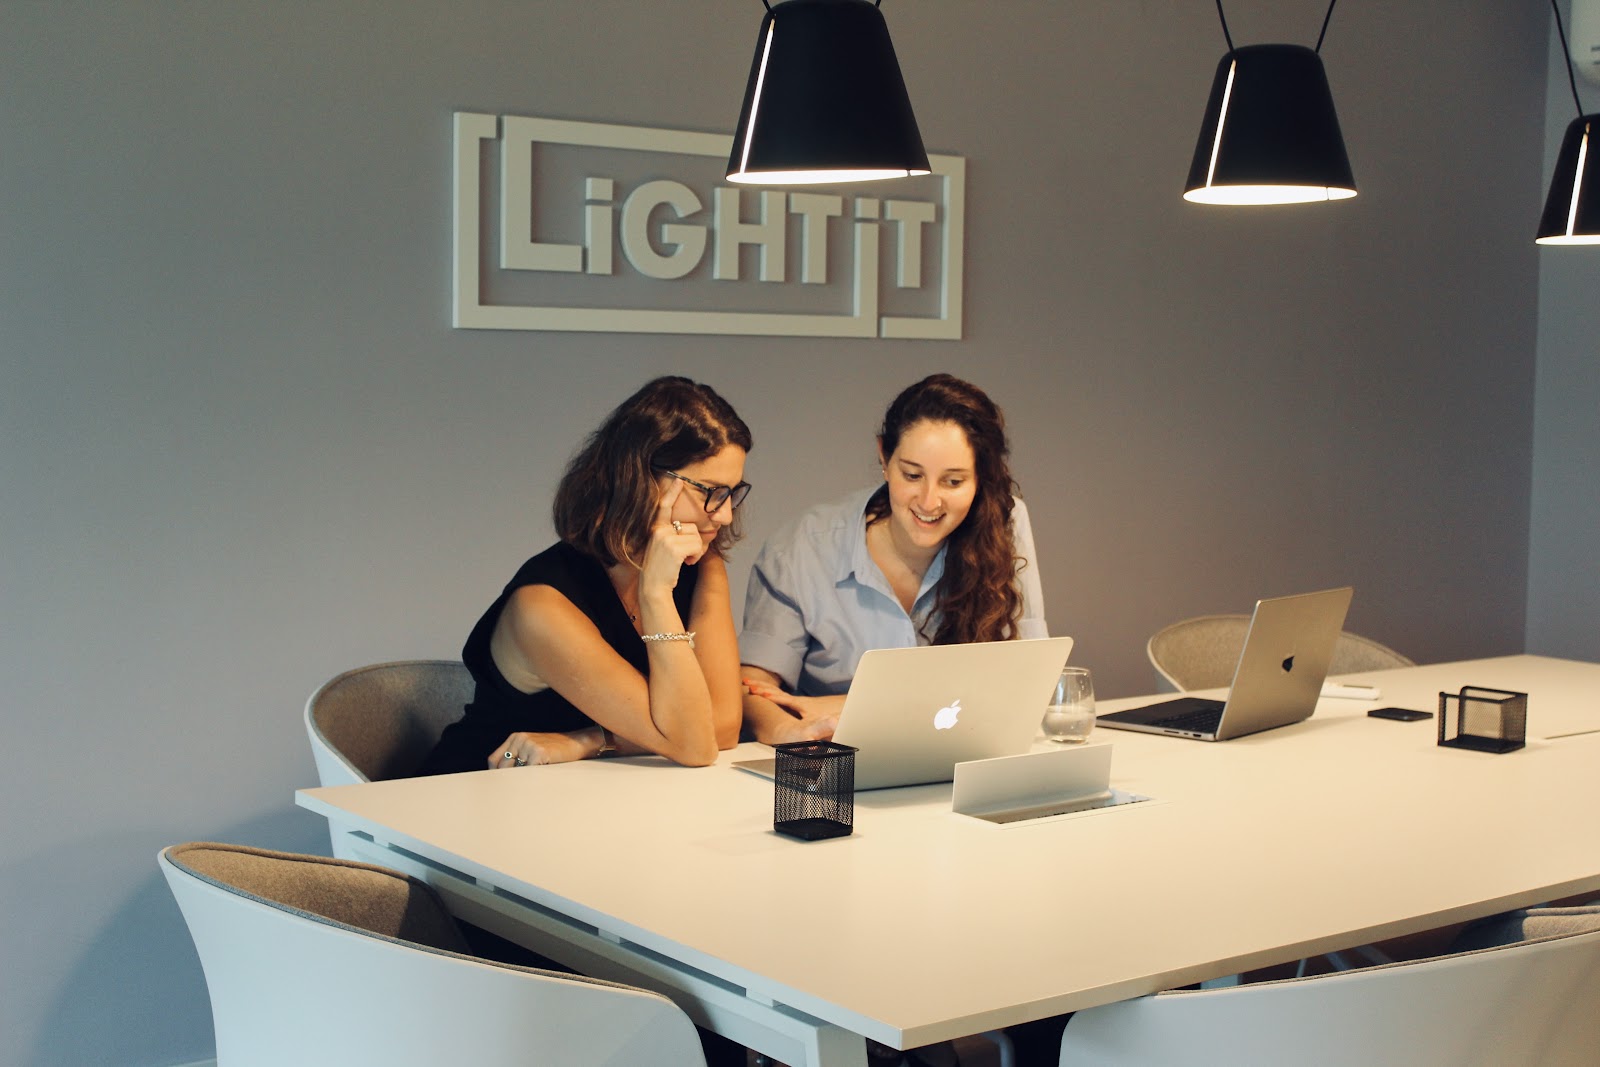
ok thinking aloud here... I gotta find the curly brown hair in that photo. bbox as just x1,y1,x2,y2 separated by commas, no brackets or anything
865,374,1023,644
553,377,752,567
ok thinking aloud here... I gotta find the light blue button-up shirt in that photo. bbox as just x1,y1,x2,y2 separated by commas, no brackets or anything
739,487,1049,695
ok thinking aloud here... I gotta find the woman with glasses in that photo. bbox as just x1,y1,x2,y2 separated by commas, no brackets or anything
419,376,753,775
740,373,1047,745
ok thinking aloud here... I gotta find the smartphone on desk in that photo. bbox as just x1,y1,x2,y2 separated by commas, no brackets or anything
1369,707,1432,722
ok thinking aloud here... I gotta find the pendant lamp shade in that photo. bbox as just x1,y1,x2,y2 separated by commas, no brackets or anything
1536,114,1600,244
726,0,930,185
1184,44,1357,205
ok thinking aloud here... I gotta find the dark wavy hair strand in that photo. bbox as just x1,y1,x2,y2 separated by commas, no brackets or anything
553,376,752,567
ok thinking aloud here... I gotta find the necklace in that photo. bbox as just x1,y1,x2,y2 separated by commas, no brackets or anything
607,564,643,626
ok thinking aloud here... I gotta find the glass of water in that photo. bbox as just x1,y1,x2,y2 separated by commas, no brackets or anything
1042,666,1096,743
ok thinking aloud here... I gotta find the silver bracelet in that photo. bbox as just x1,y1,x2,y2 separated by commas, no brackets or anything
640,630,696,649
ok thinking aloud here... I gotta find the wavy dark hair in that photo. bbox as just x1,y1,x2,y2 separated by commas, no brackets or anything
866,374,1023,644
553,377,752,567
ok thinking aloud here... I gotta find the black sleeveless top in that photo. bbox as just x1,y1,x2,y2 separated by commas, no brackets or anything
419,541,698,776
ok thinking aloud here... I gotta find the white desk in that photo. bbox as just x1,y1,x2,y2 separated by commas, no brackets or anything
296,656,1600,1067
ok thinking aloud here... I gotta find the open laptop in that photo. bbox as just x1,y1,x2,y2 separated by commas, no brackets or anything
1097,587,1353,741
736,636,1073,790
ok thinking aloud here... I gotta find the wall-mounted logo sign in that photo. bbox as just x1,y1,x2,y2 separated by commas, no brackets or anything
453,112,964,338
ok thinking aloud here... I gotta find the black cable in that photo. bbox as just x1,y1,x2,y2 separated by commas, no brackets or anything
1314,0,1338,54
1214,0,1235,53
1216,0,1338,55
1552,0,1587,117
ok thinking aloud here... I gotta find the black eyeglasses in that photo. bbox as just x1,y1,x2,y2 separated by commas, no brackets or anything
654,468,752,513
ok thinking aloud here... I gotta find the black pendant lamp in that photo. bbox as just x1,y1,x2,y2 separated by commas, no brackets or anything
1537,0,1600,244
1184,1,1357,205
726,0,930,185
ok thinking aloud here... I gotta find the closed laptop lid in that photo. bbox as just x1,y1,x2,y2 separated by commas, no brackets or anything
833,636,1074,789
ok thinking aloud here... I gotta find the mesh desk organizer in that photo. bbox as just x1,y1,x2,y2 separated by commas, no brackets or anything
1438,687,1527,754
772,741,855,841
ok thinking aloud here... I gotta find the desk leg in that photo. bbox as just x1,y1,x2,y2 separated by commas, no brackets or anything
808,1028,870,1067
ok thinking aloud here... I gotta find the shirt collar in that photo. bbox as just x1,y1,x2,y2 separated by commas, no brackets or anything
840,487,947,606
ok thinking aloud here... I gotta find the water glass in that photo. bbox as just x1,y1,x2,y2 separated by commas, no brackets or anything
1042,666,1096,743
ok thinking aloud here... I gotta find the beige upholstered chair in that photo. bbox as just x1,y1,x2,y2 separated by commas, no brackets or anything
1147,614,1415,692
303,660,473,857
1056,906,1600,1066
304,659,474,787
160,842,706,1067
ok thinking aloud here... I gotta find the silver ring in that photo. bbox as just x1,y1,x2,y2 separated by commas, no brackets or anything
503,750,515,762
514,755,528,767
671,520,683,533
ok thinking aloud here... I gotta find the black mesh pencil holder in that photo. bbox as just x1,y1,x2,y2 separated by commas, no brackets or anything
1437,687,1527,754
773,741,856,841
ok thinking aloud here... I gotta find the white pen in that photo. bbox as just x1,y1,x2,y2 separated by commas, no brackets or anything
1321,682,1381,700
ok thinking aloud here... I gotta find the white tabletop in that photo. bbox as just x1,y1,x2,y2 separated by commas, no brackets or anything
296,655,1600,1050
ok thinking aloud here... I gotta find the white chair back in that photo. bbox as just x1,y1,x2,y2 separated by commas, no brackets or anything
1058,911,1600,1066
304,659,474,787
160,842,707,1067
303,661,474,856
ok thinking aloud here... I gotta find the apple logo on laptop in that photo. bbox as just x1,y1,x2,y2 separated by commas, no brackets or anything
1282,655,1295,673
933,698,962,730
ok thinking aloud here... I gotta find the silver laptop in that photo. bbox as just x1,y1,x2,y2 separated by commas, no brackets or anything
1097,587,1353,741
737,636,1074,790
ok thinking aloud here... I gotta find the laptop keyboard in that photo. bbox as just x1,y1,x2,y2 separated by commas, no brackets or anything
1149,706,1224,732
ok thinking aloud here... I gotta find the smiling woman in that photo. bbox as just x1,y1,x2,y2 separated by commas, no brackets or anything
418,376,753,776
739,374,1049,745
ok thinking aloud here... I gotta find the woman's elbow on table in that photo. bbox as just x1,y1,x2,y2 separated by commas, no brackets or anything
667,741,720,767
646,727,720,767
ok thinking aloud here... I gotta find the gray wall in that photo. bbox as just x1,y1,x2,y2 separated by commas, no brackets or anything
0,2,1553,1063
1528,1,1600,661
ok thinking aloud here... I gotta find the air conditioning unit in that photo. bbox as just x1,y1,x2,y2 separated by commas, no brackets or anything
1574,0,1600,86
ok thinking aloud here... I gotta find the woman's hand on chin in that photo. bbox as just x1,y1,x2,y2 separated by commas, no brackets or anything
641,477,705,590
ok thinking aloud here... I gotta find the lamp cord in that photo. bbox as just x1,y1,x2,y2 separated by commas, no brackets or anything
1213,0,1234,52
755,0,882,7
1552,0,1587,117
754,1,885,13
1314,0,1338,53
1214,0,1338,54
